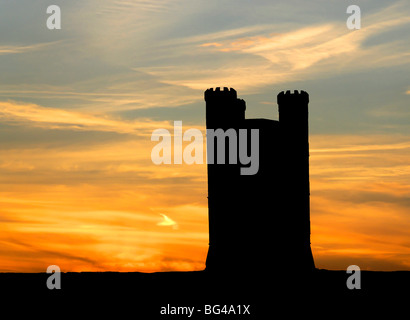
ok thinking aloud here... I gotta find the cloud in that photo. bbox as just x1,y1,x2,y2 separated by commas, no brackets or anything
157,213,178,229
0,80,199,112
136,2,410,92
310,134,410,182
0,42,58,55
0,68,202,112
306,132,410,270
311,188,410,270
104,0,179,14
0,181,208,272
170,24,273,46
0,100,173,135
311,141,410,154
199,42,223,48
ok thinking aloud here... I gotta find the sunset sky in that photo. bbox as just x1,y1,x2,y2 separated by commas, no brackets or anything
1,0,410,272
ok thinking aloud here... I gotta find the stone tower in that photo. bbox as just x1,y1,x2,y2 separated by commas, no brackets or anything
204,87,315,274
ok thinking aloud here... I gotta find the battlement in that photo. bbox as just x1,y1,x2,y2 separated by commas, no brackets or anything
277,90,309,105
205,87,237,101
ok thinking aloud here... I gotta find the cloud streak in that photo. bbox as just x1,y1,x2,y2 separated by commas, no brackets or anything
309,133,410,270
0,42,58,55
0,101,173,135
137,2,410,92
158,213,178,229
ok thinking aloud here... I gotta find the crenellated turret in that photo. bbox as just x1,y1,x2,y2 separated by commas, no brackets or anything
204,87,246,129
277,89,309,104
277,90,309,126
204,87,238,101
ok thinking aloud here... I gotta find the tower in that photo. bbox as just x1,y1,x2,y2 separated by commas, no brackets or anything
277,90,315,271
204,87,245,272
204,87,315,274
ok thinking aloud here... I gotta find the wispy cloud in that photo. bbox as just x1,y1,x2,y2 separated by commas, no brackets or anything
105,0,179,13
311,141,410,153
0,42,58,55
136,2,410,92
0,101,173,134
0,77,200,112
157,213,178,229
309,133,410,270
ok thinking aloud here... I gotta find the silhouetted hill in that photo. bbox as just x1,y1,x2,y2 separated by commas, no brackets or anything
1,269,409,317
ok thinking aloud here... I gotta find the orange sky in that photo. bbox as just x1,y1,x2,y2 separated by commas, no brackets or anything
1,117,410,272
1,1,410,272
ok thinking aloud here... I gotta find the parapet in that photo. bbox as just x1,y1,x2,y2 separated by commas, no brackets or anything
205,87,237,101
277,90,309,105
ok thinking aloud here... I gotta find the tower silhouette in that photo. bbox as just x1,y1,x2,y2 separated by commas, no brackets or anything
204,87,315,274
